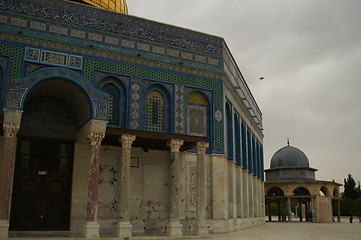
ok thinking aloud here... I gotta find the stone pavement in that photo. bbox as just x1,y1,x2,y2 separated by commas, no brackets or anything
209,220,361,240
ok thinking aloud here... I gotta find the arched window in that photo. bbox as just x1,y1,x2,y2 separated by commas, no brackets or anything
252,135,257,176
241,121,247,169
226,103,233,160
247,129,253,173
101,83,121,126
187,91,208,137
260,144,264,180
234,113,241,165
97,77,126,127
146,90,165,131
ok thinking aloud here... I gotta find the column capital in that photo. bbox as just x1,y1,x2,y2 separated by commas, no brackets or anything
119,134,136,149
3,123,20,138
167,139,184,152
196,142,209,154
88,132,105,146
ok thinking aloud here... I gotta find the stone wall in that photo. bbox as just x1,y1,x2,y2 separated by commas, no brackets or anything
315,196,333,223
67,145,265,235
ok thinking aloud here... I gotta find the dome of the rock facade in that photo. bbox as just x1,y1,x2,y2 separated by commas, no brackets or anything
270,145,309,169
70,0,128,14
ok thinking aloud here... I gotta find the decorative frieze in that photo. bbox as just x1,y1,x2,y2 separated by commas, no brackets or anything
30,21,46,31
24,47,83,70
49,25,68,35
71,29,86,38
0,0,223,57
10,17,26,27
3,123,20,138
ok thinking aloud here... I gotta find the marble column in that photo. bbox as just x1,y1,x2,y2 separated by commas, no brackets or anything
0,123,20,238
84,131,105,238
166,139,184,237
287,197,292,222
194,142,209,236
116,134,136,239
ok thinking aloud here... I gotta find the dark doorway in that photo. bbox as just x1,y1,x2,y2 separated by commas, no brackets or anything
10,138,73,230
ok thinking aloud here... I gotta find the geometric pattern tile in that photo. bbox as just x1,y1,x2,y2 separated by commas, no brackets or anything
215,109,223,122
174,85,184,134
130,82,141,130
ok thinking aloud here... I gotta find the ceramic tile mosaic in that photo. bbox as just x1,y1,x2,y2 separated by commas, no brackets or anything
174,85,184,134
83,58,224,151
130,81,141,130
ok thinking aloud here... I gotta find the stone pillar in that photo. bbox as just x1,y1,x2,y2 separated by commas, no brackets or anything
287,197,292,222
311,197,316,223
242,170,249,218
236,168,243,219
337,199,341,223
166,139,184,237
280,200,286,221
277,200,281,221
84,131,105,238
299,200,303,222
194,142,209,236
248,174,254,218
253,176,258,217
116,134,136,239
0,123,20,238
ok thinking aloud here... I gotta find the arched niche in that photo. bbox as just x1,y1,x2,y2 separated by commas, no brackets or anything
293,187,311,196
267,187,285,197
320,186,329,197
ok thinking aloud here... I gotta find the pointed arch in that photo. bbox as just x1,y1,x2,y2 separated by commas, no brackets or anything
143,84,171,132
267,187,285,197
5,68,109,124
241,121,247,169
320,186,329,196
234,113,241,165
97,76,127,127
186,91,209,137
293,187,311,196
226,102,233,160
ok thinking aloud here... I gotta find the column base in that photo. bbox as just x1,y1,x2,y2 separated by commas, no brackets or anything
166,221,183,237
194,221,209,237
115,221,132,240
0,220,9,239
83,221,100,238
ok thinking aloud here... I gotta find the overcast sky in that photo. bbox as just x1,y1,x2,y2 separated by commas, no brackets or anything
127,0,361,187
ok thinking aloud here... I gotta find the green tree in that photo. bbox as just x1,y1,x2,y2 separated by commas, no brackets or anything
343,174,361,199
353,197,361,215
340,197,354,215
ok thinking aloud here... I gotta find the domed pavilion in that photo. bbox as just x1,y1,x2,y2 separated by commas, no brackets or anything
264,142,341,223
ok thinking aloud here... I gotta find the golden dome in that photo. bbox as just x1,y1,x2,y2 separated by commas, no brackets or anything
73,0,128,14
